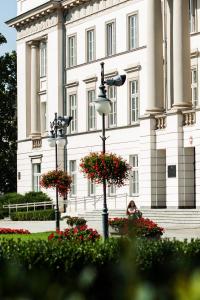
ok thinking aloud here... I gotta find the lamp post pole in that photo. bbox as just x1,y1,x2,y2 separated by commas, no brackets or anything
100,62,109,240
95,62,126,240
52,113,60,231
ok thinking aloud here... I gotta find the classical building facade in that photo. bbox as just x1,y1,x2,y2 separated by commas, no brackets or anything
7,0,200,213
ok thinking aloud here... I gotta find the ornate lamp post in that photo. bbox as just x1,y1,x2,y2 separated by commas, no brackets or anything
48,112,73,231
94,62,126,239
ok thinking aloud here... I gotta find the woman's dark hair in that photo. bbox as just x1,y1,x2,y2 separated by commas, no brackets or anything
126,200,136,215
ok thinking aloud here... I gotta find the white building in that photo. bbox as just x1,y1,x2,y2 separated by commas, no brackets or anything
7,0,200,213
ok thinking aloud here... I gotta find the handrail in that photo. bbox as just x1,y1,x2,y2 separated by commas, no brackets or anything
3,201,54,217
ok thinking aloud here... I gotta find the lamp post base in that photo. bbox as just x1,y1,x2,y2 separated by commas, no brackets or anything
102,209,109,239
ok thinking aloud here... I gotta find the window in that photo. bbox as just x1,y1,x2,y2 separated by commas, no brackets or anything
189,0,197,33
69,94,77,133
108,85,117,127
130,80,139,123
130,155,139,196
88,90,96,130
106,21,116,56
68,35,76,67
128,14,138,50
40,42,47,77
86,29,95,62
41,101,47,133
69,160,77,196
32,163,41,192
191,68,198,107
108,184,116,196
88,180,95,196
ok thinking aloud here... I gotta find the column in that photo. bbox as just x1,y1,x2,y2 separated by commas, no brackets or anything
146,0,164,113
173,0,191,108
30,42,40,136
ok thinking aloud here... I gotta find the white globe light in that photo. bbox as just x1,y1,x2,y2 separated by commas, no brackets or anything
95,99,111,115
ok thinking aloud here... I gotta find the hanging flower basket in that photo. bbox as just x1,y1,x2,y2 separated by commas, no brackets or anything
80,152,131,187
40,170,72,197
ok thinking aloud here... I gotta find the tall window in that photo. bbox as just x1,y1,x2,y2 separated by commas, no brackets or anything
69,160,77,196
88,180,95,197
69,94,77,133
128,14,138,50
86,29,95,62
68,35,76,67
32,163,41,192
88,90,96,130
40,101,47,133
108,85,117,127
40,42,47,77
130,80,139,123
106,21,116,56
191,68,198,107
130,155,139,196
189,0,197,33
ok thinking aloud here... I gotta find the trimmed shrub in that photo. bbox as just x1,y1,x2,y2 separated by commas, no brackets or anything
10,209,55,221
0,192,24,205
66,216,87,227
23,191,52,203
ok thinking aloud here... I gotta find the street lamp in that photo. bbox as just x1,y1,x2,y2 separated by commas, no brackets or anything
94,62,126,239
48,112,73,231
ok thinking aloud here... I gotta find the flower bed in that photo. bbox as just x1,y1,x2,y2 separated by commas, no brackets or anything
109,217,164,238
48,225,100,242
80,152,131,187
0,228,30,234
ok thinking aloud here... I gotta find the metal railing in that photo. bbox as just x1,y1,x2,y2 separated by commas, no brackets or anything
3,201,54,217
65,193,130,213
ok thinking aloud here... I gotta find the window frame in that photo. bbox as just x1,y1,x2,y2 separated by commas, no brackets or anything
108,85,117,128
68,34,77,67
87,89,96,131
39,41,47,78
86,27,95,62
127,12,139,50
69,160,77,197
191,67,198,107
105,20,116,56
32,163,41,192
189,0,198,33
69,93,77,133
129,79,139,124
129,155,139,196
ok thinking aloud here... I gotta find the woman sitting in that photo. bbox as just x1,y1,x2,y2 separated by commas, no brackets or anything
126,200,142,219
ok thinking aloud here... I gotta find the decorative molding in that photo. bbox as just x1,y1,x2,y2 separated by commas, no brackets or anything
182,110,196,126
66,81,79,88
155,115,167,130
83,75,97,84
16,13,58,40
104,69,118,78
124,64,141,73
64,0,132,25
191,49,199,58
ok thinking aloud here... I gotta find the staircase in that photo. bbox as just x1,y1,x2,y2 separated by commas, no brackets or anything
76,209,200,234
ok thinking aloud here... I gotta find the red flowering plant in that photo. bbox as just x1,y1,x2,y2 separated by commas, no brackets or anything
0,228,30,234
80,152,131,187
48,225,100,243
109,217,164,238
40,170,72,197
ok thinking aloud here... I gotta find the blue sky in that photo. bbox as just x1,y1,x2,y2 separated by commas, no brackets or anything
0,0,17,55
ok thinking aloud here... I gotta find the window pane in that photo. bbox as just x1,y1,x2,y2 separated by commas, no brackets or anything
88,90,96,130
108,86,117,127
130,155,139,195
130,80,139,123
87,30,94,62
40,42,47,77
68,36,76,67
70,161,77,196
129,14,138,49
32,163,41,192
69,94,77,133
106,22,115,56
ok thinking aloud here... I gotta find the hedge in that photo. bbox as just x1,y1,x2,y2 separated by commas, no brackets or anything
0,238,200,299
10,209,55,221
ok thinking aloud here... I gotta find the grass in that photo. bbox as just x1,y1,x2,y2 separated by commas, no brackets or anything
0,232,51,241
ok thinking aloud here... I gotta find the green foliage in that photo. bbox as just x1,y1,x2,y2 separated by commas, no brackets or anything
10,209,55,221
66,216,87,227
23,191,52,203
0,43,17,193
0,238,200,299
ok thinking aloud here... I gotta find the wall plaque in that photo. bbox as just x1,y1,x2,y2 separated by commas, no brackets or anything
168,165,176,178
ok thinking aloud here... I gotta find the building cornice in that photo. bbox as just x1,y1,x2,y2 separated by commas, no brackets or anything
62,0,90,10
6,1,61,29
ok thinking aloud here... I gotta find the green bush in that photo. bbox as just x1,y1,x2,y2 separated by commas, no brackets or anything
0,192,24,205
10,209,55,221
0,238,200,299
23,191,52,203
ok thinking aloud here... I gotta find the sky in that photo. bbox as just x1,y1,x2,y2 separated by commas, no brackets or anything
0,0,17,56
